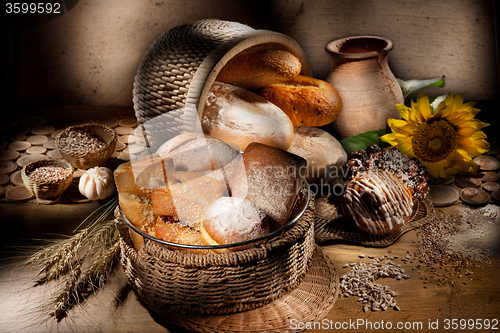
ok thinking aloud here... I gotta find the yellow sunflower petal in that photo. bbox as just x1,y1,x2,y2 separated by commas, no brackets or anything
416,93,432,120
387,118,416,135
396,104,411,121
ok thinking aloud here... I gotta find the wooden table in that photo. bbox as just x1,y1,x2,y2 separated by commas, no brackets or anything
1,200,499,333
1,105,499,332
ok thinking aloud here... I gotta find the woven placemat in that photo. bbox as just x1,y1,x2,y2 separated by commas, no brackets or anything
151,245,339,333
314,194,436,247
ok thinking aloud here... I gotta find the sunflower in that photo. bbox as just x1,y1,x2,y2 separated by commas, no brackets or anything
380,93,490,179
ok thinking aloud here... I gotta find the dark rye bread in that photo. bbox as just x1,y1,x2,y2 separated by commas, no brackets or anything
231,142,307,229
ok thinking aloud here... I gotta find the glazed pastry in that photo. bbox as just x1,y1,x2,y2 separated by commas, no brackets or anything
346,145,429,203
342,169,413,235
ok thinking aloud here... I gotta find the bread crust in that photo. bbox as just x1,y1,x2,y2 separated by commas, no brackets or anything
202,82,294,151
258,75,343,127
216,49,301,89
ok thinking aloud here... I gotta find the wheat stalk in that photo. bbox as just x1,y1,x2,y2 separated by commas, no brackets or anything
26,196,120,321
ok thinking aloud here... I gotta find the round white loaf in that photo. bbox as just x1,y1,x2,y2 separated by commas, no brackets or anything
201,82,294,151
287,127,347,188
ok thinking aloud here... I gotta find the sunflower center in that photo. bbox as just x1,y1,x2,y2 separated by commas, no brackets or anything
411,120,457,163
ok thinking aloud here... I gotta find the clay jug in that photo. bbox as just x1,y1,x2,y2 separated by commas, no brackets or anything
325,36,403,139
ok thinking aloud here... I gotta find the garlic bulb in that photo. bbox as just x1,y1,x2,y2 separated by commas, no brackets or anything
79,167,116,200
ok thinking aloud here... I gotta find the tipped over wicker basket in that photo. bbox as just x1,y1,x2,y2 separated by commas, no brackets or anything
55,123,116,169
21,159,74,199
117,19,339,330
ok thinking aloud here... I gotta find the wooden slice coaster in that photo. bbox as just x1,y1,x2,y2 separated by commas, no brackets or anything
27,135,49,146
72,169,86,184
431,174,455,186
8,134,28,142
483,181,500,193
17,154,49,167
480,171,499,182
473,155,500,171
26,146,47,155
115,126,134,135
114,141,126,152
21,116,45,127
427,185,460,207
118,135,132,144
1,115,20,126
96,117,119,128
0,173,9,186
0,150,20,161
43,139,57,150
9,125,31,135
492,190,500,203
66,183,92,203
51,129,65,139
46,150,62,159
485,145,500,156
0,186,5,198
9,170,24,186
455,175,482,188
67,118,94,126
117,152,130,161
0,140,6,150
126,144,146,155
119,118,138,127
0,160,17,174
460,187,490,206
5,185,34,201
8,141,31,151
31,125,55,136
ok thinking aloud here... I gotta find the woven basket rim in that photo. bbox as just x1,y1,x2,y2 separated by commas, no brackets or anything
21,158,74,185
121,180,311,251
55,123,116,158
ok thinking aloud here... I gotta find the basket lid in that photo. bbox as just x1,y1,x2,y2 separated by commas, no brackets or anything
133,19,312,152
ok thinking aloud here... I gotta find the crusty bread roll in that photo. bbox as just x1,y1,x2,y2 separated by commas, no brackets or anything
342,169,413,235
216,48,301,89
201,82,294,151
287,127,347,189
155,217,210,254
231,142,307,228
156,132,239,173
200,197,269,253
258,75,343,127
114,154,175,197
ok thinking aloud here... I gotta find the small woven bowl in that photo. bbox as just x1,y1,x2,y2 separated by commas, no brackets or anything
21,159,74,199
55,123,116,169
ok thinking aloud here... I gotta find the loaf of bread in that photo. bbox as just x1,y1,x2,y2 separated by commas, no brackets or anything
231,142,307,228
156,132,239,173
216,48,302,89
200,197,269,253
258,75,343,127
201,82,294,151
342,169,413,235
287,127,347,189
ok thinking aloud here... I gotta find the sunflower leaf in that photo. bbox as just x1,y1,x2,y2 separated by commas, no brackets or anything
340,128,388,157
397,76,445,101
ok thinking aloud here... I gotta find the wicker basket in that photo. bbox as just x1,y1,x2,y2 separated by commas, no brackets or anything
117,186,315,315
21,159,74,199
132,18,312,152
55,123,116,169
118,18,337,324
